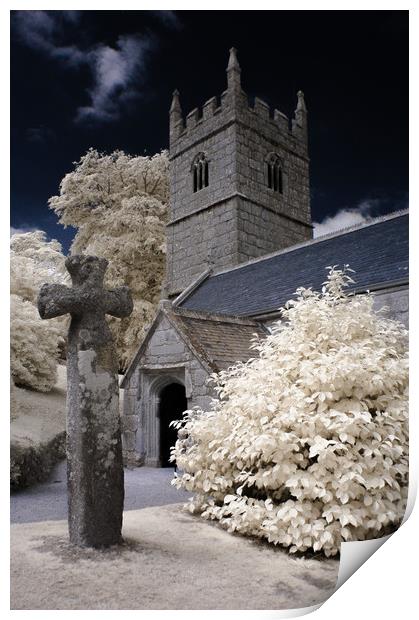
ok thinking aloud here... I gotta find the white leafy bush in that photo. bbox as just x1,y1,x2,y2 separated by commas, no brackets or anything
172,267,409,556
10,231,67,392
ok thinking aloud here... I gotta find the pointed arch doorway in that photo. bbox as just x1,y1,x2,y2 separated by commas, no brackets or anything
158,382,187,467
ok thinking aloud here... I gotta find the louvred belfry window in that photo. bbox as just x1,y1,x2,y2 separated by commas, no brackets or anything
266,153,283,194
192,153,209,192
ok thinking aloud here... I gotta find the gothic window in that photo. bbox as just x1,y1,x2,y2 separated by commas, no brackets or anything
192,153,209,192
266,153,283,194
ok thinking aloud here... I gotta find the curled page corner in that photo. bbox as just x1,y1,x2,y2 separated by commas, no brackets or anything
336,534,392,590
402,470,417,525
335,476,416,592
193,473,417,620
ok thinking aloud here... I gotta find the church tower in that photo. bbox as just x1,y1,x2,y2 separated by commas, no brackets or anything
166,48,312,297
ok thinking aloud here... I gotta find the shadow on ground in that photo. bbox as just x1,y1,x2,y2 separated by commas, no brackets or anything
11,504,339,610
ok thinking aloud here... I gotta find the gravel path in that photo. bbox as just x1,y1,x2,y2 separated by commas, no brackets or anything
11,460,191,524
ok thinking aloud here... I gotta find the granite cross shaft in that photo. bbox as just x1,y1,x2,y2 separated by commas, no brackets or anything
38,255,133,548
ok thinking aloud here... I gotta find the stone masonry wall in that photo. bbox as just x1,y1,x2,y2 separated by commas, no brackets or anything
139,315,213,409
170,121,236,222
166,199,239,296
122,314,212,465
167,86,312,296
141,315,190,366
236,197,311,262
234,106,311,226
372,287,409,327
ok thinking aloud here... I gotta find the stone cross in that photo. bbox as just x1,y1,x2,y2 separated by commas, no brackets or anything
38,255,133,548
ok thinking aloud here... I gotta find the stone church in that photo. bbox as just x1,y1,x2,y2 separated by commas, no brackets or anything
121,49,409,467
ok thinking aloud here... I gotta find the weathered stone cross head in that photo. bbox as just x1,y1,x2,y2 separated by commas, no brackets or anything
38,255,133,548
38,254,133,351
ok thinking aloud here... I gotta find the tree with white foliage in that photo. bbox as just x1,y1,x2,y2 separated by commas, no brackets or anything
48,148,169,370
11,295,64,393
172,267,409,556
10,231,67,392
11,230,67,304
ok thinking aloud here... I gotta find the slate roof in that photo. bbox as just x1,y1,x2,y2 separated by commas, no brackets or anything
121,304,267,387
179,212,409,317
170,308,267,371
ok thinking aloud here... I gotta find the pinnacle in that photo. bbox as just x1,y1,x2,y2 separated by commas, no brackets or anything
296,90,307,112
227,47,240,72
170,89,181,113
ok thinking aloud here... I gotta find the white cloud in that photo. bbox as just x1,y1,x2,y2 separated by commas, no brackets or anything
13,11,152,123
13,10,81,55
13,10,56,52
313,200,379,238
10,226,38,237
76,35,152,123
153,10,181,29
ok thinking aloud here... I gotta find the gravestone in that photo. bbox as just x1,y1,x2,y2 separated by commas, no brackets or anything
38,255,133,547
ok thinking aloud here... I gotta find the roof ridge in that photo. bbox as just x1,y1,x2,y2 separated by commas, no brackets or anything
314,208,409,240
210,209,409,278
172,305,260,325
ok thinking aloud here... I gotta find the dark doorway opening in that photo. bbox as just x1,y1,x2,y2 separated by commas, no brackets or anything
158,383,187,467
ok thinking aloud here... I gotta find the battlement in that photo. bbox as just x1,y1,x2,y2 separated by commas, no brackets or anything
171,93,293,136
169,49,307,158
166,48,311,297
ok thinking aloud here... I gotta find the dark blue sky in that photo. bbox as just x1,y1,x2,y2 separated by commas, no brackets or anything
11,10,408,253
